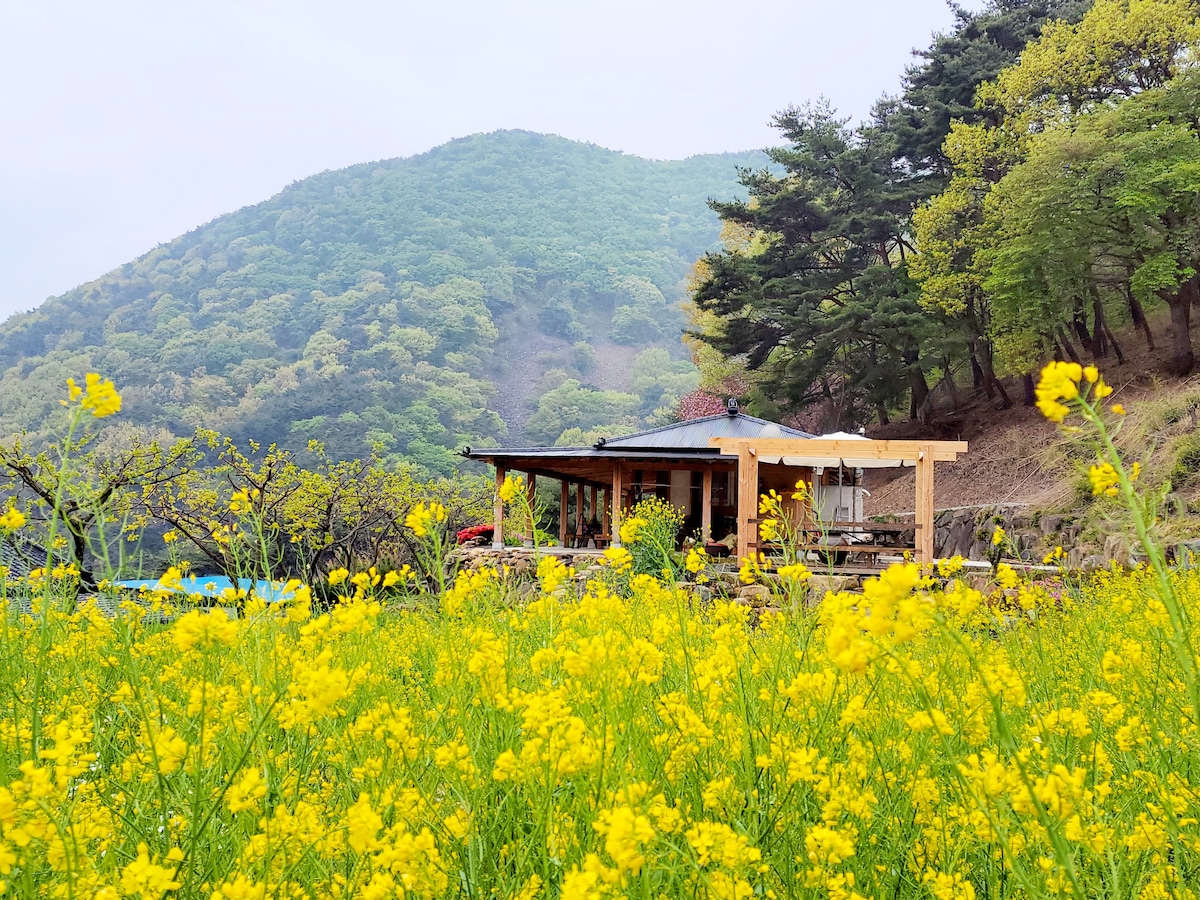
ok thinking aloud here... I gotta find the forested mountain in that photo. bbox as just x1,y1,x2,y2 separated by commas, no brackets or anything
0,131,762,473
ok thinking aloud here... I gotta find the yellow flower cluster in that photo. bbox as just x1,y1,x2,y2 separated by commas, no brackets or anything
1035,361,1115,423
619,515,647,544
0,527,1198,900
497,474,525,503
405,501,446,537
0,507,24,530
64,372,122,418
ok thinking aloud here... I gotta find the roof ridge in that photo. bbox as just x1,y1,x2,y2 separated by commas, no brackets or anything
594,413,733,447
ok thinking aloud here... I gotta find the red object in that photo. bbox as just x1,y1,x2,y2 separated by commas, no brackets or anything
456,524,494,544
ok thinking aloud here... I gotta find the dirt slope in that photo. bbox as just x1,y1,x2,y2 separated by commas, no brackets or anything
864,313,1200,529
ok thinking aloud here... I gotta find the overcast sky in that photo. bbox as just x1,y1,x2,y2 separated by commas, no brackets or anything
0,0,965,320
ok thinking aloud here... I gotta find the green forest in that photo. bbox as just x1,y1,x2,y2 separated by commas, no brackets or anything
691,0,1200,429
0,132,762,474
6,0,1200,466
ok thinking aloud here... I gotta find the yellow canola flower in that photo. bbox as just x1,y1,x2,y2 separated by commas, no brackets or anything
618,515,647,545
601,546,633,573
758,518,779,542
0,507,25,530
406,501,447,537
119,843,183,896
739,553,768,585
804,824,856,867
594,804,655,874
173,609,239,652
1089,462,1120,497
1035,360,1082,423
497,474,525,503
777,562,811,582
66,372,122,418
382,566,412,588
991,526,1005,546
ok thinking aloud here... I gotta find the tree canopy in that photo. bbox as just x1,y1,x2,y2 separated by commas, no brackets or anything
0,131,763,468
695,0,1200,429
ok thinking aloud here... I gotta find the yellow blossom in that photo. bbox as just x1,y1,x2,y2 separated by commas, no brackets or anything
66,372,122,418
619,516,647,544
1035,360,1082,423
1088,462,1120,497
406,501,447,537
497,474,525,503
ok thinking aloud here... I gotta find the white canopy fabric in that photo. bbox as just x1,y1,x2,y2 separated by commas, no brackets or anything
757,431,915,469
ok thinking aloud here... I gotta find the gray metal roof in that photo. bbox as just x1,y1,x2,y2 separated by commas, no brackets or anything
597,413,814,450
463,447,727,461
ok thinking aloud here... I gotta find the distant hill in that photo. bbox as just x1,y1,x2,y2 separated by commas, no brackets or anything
0,131,765,474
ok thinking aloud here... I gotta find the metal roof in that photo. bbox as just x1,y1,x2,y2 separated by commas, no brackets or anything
597,413,814,450
462,447,726,462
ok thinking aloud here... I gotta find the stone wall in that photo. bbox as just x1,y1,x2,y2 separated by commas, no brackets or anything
886,504,1066,562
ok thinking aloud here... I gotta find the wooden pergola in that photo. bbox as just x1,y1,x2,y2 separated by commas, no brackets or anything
711,437,968,563
464,415,967,567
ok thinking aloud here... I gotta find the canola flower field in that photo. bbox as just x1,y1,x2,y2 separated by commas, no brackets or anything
0,366,1198,899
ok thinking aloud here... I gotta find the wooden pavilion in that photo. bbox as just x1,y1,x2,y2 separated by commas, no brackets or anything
463,408,966,564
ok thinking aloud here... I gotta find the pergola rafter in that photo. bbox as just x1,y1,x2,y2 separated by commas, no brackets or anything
710,438,968,563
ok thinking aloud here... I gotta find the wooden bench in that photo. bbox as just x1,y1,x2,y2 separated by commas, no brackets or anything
566,533,611,550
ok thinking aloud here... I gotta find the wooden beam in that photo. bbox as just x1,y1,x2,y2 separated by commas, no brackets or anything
710,437,967,462
736,447,759,562
915,446,935,563
493,465,506,549
701,467,713,542
611,463,625,547
559,480,569,548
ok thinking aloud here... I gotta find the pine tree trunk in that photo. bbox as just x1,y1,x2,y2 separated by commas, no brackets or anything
970,349,985,393
942,364,961,409
1023,373,1036,407
909,369,931,423
1165,288,1195,375
1057,328,1082,364
1089,286,1116,362
1125,279,1155,350
1103,319,1125,365
1073,301,1095,355
975,341,1011,409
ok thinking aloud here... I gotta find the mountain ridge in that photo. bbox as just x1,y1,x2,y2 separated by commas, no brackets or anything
0,130,766,473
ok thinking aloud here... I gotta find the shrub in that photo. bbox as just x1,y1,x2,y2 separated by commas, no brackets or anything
621,495,684,576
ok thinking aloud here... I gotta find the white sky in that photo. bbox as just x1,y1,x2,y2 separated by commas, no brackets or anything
0,0,964,319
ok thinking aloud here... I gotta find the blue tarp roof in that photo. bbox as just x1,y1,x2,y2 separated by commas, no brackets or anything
115,575,295,602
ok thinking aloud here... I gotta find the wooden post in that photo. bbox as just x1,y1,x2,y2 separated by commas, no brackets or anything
559,480,570,548
575,483,585,542
701,467,713,542
492,466,506,549
915,445,935,564
526,474,537,541
736,448,759,562
611,464,625,547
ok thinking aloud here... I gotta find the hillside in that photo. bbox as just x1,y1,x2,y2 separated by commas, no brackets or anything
0,131,765,473
863,311,1200,555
